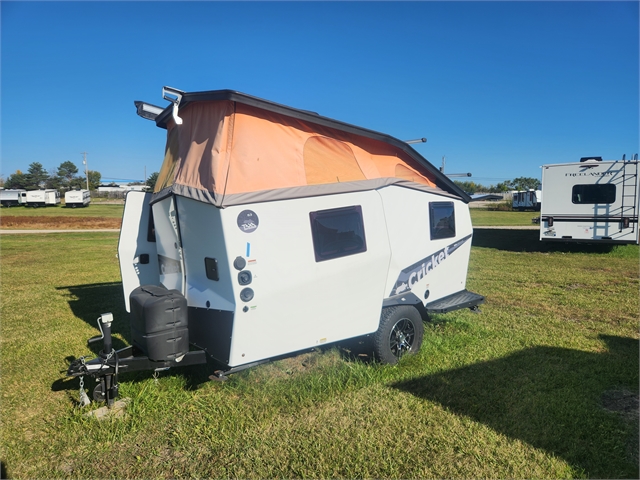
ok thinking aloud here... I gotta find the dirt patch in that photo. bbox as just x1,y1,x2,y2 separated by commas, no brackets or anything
601,389,639,465
0,216,121,229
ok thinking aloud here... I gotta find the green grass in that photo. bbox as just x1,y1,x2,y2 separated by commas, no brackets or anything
1,231,638,479
0,204,124,218
470,208,539,226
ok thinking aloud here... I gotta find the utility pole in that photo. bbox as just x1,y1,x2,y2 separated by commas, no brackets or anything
81,152,89,191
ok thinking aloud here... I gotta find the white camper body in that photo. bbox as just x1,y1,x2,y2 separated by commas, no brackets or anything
540,159,639,244
112,88,483,373
119,187,477,369
65,189,91,207
25,189,60,207
512,189,541,211
66,88,485,407
0,189,27,207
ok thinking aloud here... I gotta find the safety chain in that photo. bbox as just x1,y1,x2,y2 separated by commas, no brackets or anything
78,357,91,407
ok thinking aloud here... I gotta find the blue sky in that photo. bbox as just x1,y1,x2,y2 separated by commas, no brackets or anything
2,1,638,185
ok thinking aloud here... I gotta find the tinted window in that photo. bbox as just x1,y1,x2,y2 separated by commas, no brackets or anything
310,206,366,262
572,184,616,204
430,202,456,239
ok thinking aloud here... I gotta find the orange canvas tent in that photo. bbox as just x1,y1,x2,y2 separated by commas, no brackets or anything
147,90,468,207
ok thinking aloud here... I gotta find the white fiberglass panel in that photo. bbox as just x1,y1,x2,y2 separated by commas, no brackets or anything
118,191,159,311
378,186,473,303
175,197,236,312
220,191,391,366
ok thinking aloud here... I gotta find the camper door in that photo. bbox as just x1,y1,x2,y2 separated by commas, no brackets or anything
118,191,160,311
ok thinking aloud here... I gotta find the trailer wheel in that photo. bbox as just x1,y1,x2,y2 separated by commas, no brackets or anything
373,306,424,365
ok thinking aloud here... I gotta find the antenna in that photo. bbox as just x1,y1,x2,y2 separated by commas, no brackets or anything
440,155,471,177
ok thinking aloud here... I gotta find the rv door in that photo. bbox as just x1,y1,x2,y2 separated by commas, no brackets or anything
118,191,160,312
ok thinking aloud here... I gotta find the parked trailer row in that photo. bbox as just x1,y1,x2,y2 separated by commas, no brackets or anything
64,189,91,207
23,189,61,207
0,189,91,207
0,189,27,207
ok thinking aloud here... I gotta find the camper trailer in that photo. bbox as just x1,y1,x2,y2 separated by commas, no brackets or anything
25,189,60,207
540,156,639,244
65,189,91,208
0,189,27,207
67,87,484,406
512,189,541,211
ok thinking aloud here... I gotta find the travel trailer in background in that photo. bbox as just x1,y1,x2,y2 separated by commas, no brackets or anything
67,87,484,406
65,189,91,208
25,189,60,207
0,189,27,207
540,156,639,244
512,189,541,211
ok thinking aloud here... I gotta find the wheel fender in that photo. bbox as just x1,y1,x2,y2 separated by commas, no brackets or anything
382,292,429,322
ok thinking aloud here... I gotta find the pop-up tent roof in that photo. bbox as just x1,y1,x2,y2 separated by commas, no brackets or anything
142,89,470,207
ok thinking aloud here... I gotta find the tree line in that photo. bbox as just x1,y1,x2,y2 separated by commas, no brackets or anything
2,161,102,191
453,176,541,194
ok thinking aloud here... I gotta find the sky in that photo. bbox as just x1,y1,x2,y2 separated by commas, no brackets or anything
1,1,638,186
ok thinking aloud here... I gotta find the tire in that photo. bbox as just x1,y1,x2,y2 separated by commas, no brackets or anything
373,305,424,365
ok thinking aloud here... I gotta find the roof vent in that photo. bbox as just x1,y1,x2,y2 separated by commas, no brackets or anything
579,156,602,162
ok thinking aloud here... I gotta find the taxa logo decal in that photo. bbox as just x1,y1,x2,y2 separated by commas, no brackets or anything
390,234,472,296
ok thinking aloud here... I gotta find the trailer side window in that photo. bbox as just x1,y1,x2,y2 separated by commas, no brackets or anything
310,206,366,262
572,184,616,204
430,202,455,240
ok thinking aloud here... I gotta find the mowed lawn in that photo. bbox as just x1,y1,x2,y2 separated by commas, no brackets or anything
0,229,637,479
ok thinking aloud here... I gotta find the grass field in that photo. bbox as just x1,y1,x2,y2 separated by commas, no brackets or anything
1,229,637,479
0,204,123,229
0,203,538,227
469,208,539,226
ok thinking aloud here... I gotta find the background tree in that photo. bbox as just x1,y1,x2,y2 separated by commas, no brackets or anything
45,168,63,190
511,176,541,191
146,171,159,191
25,162,49,189
4,170,27,189
87,170,101,190
57,161,79,186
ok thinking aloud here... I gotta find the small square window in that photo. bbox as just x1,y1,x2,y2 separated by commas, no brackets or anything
430,202,456,239
310,206,367,262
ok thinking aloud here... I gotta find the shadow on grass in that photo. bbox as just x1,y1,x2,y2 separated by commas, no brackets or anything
392,334,639,478
472,228,620,253
56,282,129,352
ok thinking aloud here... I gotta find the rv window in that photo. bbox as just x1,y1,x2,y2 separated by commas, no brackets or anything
310,206,367,262
147,210,156,243
430,202,456,239
571,184,616,204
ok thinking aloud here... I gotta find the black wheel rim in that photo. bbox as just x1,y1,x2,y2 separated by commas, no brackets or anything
389,318,415,359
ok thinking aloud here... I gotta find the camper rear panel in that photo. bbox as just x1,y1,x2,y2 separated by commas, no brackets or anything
540,161,639,243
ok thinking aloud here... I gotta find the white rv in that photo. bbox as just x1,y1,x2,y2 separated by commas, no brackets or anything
512,189,541,211
67,87,484,405
25,189,60,207
0,189,27,207
540,156,639,244
65,189,91,208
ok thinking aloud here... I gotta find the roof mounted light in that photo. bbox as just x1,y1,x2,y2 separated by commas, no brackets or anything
405,137,427,144
134,101,164,121
163,86,185,125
